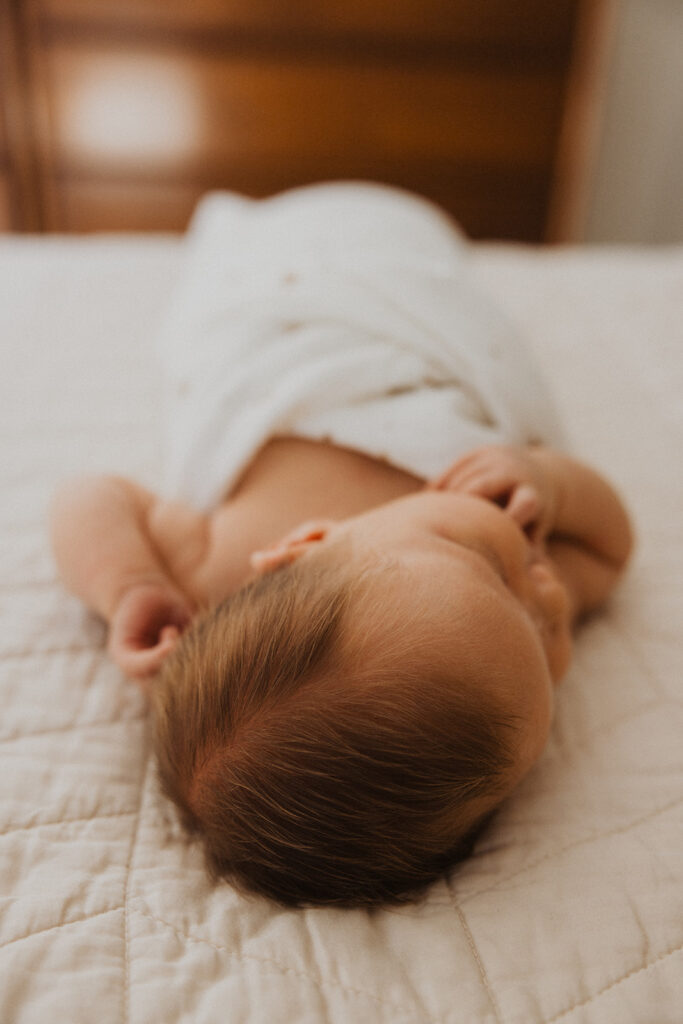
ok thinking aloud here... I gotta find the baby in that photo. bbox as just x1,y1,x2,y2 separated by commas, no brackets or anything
50,184,633,909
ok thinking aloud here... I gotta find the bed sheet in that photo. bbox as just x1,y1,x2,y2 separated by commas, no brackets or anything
0,234,681,1024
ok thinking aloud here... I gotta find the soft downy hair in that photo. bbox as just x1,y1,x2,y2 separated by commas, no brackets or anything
152,549,520,909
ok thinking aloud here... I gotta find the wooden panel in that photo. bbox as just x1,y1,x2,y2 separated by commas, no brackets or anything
0,3,12,230
44,45,562,176
8,0,583,238
0,76,7,186
40,0,576,61
52,167,548,240
55,178,202,232
0,0,20,229
0,75,6,156
0,174,11,231
547,0,618,241
38,41,564,237
0,78,10,228
0,0,45,229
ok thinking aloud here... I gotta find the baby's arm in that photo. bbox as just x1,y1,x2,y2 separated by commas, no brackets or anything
50,476,205,678
527,447,633,615
429,445,633,619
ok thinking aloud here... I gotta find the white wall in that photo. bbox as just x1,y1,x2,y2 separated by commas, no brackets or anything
584,0,683,243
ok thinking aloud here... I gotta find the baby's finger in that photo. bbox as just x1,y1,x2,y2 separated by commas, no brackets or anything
427,456,486,491
453,470,524,508
505,483,541,530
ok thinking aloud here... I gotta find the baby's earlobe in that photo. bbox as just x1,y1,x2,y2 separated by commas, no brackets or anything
249,519,338,574
280,518,338,545
249,546,296,573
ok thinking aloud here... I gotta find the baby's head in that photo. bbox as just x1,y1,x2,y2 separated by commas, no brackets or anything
153,491,572,908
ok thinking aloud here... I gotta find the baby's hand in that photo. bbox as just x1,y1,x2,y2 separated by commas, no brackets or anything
107,582,194,681
427,444,559,542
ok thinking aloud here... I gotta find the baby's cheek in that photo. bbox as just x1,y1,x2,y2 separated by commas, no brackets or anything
547,621,572,684
531,565,573,683
508,682,554,785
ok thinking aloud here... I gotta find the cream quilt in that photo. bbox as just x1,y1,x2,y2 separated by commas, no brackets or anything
1,235,681,1024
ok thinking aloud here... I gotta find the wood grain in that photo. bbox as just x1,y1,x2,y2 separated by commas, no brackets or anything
0,0,42,229
40,0,576,59
45,46,562,173
5,0,584,238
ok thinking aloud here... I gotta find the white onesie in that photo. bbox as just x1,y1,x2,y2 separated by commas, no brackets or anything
159,182,562,510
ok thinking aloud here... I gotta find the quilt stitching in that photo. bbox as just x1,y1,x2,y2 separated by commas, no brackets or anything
0,905,123,951
573,696,662,748
129,900,443,1022
122,751,151,1024
458,794,683,907
0,716,146,746
0,579,57,591
543,939,683,1023
453,902,503,1024
0,810,138,838
601,615,683,696
0,644,100,661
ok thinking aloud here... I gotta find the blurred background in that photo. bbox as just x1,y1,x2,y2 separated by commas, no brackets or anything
0,0,681,242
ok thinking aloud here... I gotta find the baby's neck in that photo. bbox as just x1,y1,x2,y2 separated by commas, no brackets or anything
190,437,423,605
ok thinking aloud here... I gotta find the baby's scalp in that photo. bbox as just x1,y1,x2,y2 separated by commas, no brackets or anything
151,545,522,908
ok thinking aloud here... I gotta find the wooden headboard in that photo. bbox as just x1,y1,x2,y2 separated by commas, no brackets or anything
1,0,596,240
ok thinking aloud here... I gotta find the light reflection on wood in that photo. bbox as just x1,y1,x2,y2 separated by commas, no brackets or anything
54,51,202,168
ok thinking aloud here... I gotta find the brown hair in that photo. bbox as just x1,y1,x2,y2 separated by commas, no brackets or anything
152,549,519,909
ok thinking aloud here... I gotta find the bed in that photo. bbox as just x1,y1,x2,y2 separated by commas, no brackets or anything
1,228,681,1024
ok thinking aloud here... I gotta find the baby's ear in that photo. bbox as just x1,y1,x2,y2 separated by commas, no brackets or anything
249,519,338,574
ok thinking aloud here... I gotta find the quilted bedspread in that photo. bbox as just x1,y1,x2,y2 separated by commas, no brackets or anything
0,234,681,1024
